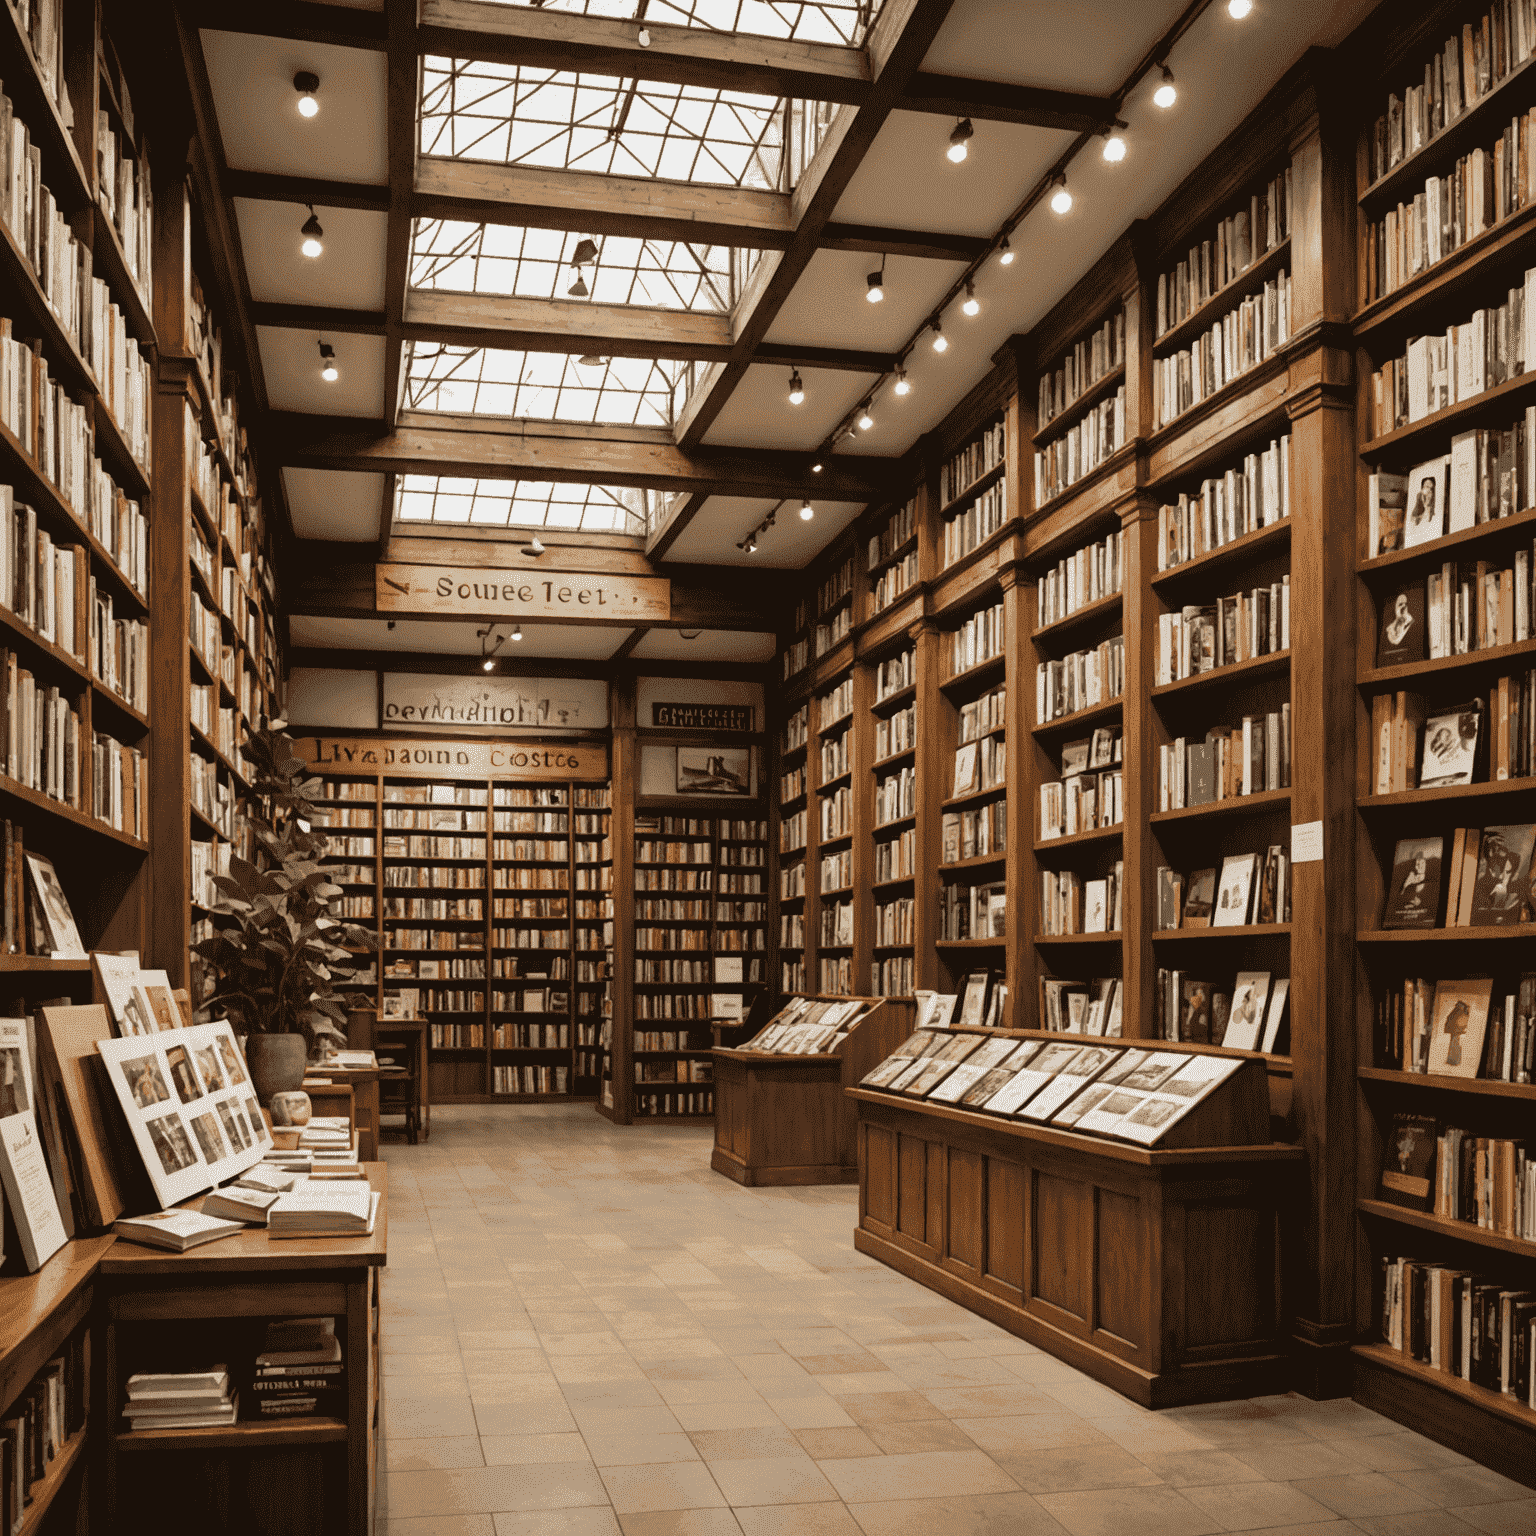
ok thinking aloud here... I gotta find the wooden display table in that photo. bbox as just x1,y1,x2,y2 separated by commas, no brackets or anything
852,1039,1304,1408
374,1019,431,1143
711,997,912,1186
98,1165,389,1536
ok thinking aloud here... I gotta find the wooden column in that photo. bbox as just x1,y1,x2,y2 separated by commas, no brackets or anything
609,676,637,1123
850,657,876,998
999,565,1028,1028
910,616,943,992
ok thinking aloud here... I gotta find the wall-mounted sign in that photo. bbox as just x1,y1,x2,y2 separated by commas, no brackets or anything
295,736,610,782
376,564,670,622
382,674,608,734
652,702,755,732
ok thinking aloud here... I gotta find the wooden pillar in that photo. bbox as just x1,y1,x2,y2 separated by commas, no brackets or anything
1000,565,1028,1028
910,616,943,992
609,676,637,1122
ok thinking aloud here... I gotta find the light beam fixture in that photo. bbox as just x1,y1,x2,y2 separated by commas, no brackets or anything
866,260,885,303
931,321,947,353
1050,175,1073,215
318,341,338,382
570,237,599,266
1102,128,1127,162
300,207,324,258
997,237,1014,266
858,403,874,431
962,281,980,316
512,624,523,641
568,269,590,298
947,118,973,164
1154,63,1178,108
788,369,805,405
893,368,910,396
1228,0,1252,15
745,534,757,552
810,461,823,473
479,626,504,672
294,72,320,118
800,500,814,521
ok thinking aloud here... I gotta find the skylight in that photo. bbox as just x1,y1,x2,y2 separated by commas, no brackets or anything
421,57,790,189
403,341,690,427
396,475,654,535
410,220,736,313
479,0,878,47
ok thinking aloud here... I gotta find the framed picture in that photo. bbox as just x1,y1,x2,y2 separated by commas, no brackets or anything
133,977,182,1033
1212,854,1259,927
1403,457,1447,547
676,747,750,796
25,854,86,959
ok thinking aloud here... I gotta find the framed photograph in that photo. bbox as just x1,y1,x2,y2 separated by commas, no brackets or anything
1377,582,1426,667
1420,703,1482,787
1212,854,1259,927
91,953,144,1036
1059,738,1090,778
24,854,85,958
676,747,750,796
1182,868,1217,928
1382,835,1444,928
1088,728,1118,770
1403,457,1447,547
133,978,182,1033
1426,979,1493,1077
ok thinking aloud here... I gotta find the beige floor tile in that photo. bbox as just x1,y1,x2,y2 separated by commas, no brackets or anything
1449,1501,1536,1534
952,1414,1109,1455
616,1512,745,1536
1084,1416,1215,1455
386,1517,498,1535
570,1406,688,1436
1136,1451,1267,1489
863,1419,977,1455
767,1397,859,1430
689,1426,806,1462
709,1454,841,1507
791,1428,882,1460
836,1391,947,1426
1032,1485,1224,1536
1289,1475,1437,1520
601,1462,729,1515
924,1385,1059,1418
656,1380,767,1407
734,1505,866,1536
584,1431,704,1467
673,1400,787,1431
391,1436,491,1470
388,1398,483,1439
1229,1444,1364,1482
1329,1432,1468,1473
818,1450,1019,1504
1388,1467,1535,1509
482,1433,597,1466
492,1512,624,1536
1347,1514,1481,1535
996,1444,1163,1495
475,1402,581,1438
1179,1480,1338,1532
846,1491,1075,1536
387,1464,612,1518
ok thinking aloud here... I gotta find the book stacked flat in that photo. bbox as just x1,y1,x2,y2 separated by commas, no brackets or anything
122,1367,237,1431
299,1117,363,1174
268,1183,379,1238
251,1319,344,1420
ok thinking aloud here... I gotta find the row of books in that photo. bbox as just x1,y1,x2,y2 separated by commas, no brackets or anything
1039,766,1122,840
874,764,915,825
634,994,713,1020
1036,528,1124,629
1367,6,1523,181
2,498,79,658
874,647,914,701
189,750,235,838
491,898,569,919
819,899,853,947
488,925,569,947
635,958,711,982
952,736,1002,797
780,808,806,854
1379,1255,1536,1407
1039,863,1122,936
941,480,1009,568
818,675,854,729
820,727,849,780
939,419,1006,503
863,1031,1247,1146
874,825,915,881
1,665,78,806
382,866,487,889
382,835,489,858
492,1063,573,1094
873,895,914,946
428,1022,483,1047
868,498,916,570
817,955,854,994
783,704,808,753
387,956,486,978
95,109,154,304
949,600,1004,677
633,1088,714,1116
819,784,852,840
1158,709,1292,808
781,637,809,680
634,867,714,892
1372,683,1532,792
779,861,806,898
1382,824,1535,929
780,764,806,802
1376,974,1534,1082
1037,309,1124,425
941,799,1005,863
816,554,854,616
0,1331,80,1527
873,955,914,996
1434,1124,1533,1237
1380,555,1534,673
489,988,569,1014
874,701,915,760
941,877,1005,940
1032,385,1125,507
872,550,918,613
1370,437,1532,561
636,1057,713,1085
1156,967,1289,1051
1364,120,1533,304
815,606,851,657
382,897,480,919
1041,976,1122,1036
1157,847,1292,930
1154,165,1292,337
92,731,144,838
1152,273,1291,430
1155,435,1293,570
1035,637,1124,723
1155,582,1290,684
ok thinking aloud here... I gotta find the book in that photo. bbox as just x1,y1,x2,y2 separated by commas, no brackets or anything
1377,581,1426,667
1182,868,1216,927
268,1185,380,1238
23,854,85,958
1403,457,1447,547
952,743,978,796
1425,979,1493,1078
1260,977,1290,1052
955,971,991,1029
1368,471,1409,556
0,1018,68,1271
1381,836,1444,928
1212,853,1258,927
1419,702,1481,787
1380,1112,1439,1211
201,1184,282,1224
113,1209,245,1252
1221,973,1272,1050
1466,824,1535,925
127,1367,230,1397
1112,1055,1245,1146
1178,978,1213,1044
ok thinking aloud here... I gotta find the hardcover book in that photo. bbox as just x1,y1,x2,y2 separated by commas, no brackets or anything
1212,853,1258,927
1380,1111,1438,1210
1221,972,1273,1050
1425,978,1493,1078
1182,868,1217,927
1403,457,1448,547
1381,836,1445,928
1368,471,1408,556
1466,824,1535,925
1377,582,1426,667
1419,702,1482,788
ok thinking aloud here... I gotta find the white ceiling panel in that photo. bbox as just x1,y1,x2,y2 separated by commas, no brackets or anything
666,496,864,567
259,327,387,417
700,365,876,451
201,31,388,184
283,467,385,541
290,615,633,660
631,629,777,662
833,113,1074,236
763,249,964,351
236,200,388,309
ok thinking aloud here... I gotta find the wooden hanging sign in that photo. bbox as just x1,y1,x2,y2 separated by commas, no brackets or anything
295,736,611,781
376,563,671,622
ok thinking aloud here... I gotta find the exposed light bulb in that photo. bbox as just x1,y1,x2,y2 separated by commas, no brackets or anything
745,534,757,552
1228,0,1251,15
512,624,523,641
962,281,979,316
318,341,338,382
482,656,494,672
788,369,805,406
800,500,814,521
637,26,651,44
810,462,823,473
866,268,884,303
294,71,320,119
997,238,1014,266
1102,131,1127,163
857,405,874,431
931,322,947,353
946,118,973,164
1050,177,1073,215
893,369,910,397
300,210,324,259
1154,63,1178,109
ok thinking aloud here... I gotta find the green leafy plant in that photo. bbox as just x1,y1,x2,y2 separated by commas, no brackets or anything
193,720,380,1055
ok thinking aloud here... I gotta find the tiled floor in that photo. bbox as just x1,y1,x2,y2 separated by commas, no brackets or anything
378,1106,1536,1536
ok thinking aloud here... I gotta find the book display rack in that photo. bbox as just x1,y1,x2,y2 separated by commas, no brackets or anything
1348,0,1536,1483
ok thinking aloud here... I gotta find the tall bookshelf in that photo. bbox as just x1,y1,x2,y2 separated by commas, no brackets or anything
1348,0,1536,1479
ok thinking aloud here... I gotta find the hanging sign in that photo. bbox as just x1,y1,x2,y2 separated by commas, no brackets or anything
295,736,610,781
651,702,755,732
381,674,608,734
376,564,670,622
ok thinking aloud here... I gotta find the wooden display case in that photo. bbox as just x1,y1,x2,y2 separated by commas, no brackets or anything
710,995,913,1185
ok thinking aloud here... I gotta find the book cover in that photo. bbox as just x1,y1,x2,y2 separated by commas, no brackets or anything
952,743,978,796
1369,471,1409,556
1419,701,1482,787
1178,978,1212,1043
1466,824,1535,925
1182,868,1216,928
1377,582,1426,667
1260,977,1290,1052
1381,836,1444,929
0,1019,67,1271
1404,458,1448,547
1222,972,1273,1049
1212,853,1258,927
1380,1111,1438,1210
1425,978,1493,1077
23,854,85,959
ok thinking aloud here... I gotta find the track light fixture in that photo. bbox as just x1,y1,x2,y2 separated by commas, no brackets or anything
997,237,1014,266
1154,63,1178,109
318,341,338,382
300,207,324,258
568,270,590,298
866,261,885,303
800,499,814,521
526,536,545,557
1049,175,1073,215
479,626,504,672
962,281,980,316
946,118,973,164
857,403,874,431
1228,0,1252,15
512,624,523,641
1102,127,1127,162
893,368,910,396
810,461,823,473
744,533,757,552
788,369,805,406
294,72,320,118
570,237,599,266
931,321,947,353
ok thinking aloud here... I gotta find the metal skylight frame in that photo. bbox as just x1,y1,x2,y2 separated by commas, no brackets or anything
395,474,656,535
473,0,879,47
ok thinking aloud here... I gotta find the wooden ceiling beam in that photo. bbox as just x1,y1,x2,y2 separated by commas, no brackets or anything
901,73,1119,133
252,302,386,335
270,414,899,502
819,223,985,262
186,0,386,49
223,171,391,213
645,491,710,562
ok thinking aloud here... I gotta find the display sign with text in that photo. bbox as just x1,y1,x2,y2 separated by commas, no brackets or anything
376,564,670,622
296,736,610,781
651,702,755,732
382,674,608,734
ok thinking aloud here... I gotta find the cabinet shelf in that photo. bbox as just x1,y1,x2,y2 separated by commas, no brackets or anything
1352,1342,1536,1436
940,653,1006,694
1357,926,1535,942
115,1417,349,1452
1357,778,1536,812
1153,924,1291,941
1152,650,1289,700
1033,932,1121,945
15,1427,86,1536
1150,519,1291,593
1360,369,1536,463
939,851,1006,874
871,682,916,713
1034,824,1122,854
941,785,1004,811
1033,364,1125,447
938,461,1005,519
1359,636,1536,690
1358,1066,1536,1100
1031,591,1123,644
1150,788,1290,826
1357,1197,1536,1259
1358,504,1536,575
1153,239,1293,359
1033,698,1122,740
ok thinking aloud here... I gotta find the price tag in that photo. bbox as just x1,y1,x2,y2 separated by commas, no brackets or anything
1291,820,1324,864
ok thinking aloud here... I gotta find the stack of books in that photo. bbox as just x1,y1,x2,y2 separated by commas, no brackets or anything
269,1183,379,1238
121,1367,236,1431
250,1319,344,1421
299,1117,362,1175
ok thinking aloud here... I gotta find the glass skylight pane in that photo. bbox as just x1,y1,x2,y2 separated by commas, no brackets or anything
410,220,734,313
421,57,788,190
477,0,879,47
404,341,688,428
396,474,653,535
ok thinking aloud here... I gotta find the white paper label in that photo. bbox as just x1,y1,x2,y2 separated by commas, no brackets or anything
1291,820,1324,864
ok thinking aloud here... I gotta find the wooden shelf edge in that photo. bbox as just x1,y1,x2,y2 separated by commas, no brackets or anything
16,1426,86,1535
1357,504,1536,576
1358,1066,1536,1099
1352,1343,1536,1438
115,1417,350,1451
1150,788,1291,825
1358,1196,1536,1258
1150,518,1292,590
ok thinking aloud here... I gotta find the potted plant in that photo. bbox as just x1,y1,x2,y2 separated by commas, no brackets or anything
193,720,380,1104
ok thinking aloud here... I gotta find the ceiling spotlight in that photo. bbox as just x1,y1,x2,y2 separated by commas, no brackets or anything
1154,63,1178,109
1228,0,1252,15
893,368,910,397
810,461,823,473
962,281,980,316
1049,176,1073,215
857,404,874,431
1102,129,1127,162
480,625,505,671
800,500,814,521
318,341,338,382
637,26,651,45
997,237,1014,266
300,208,324,258
526,536,545,556
931,321,948,353
568,270,590,298
745,534,757,552
482,655,495,672
866,263,885,303
788,369,805,405
570,237,599,266
947,117,973,164
512,624,523,641
294,71,320,118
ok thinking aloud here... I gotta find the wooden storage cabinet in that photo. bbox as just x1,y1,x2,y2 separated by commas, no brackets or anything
854,1091,1302,1407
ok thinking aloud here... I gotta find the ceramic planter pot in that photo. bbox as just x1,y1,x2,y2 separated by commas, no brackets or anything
246,1033,308,1105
